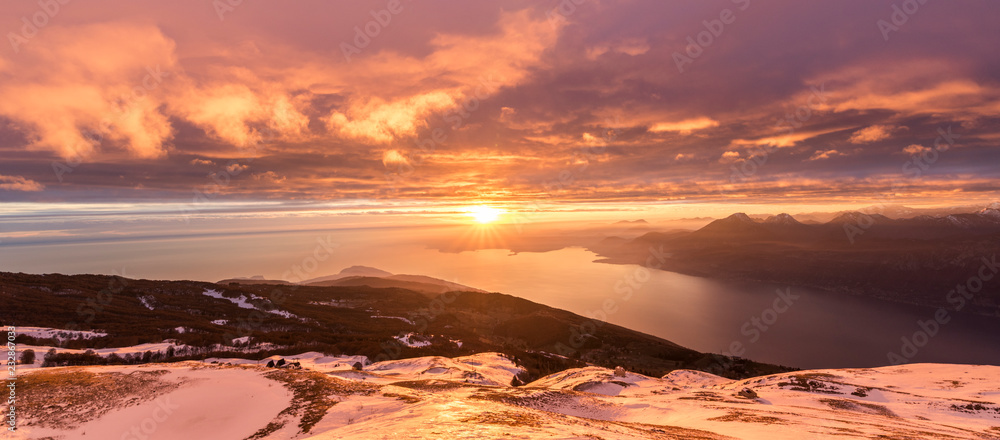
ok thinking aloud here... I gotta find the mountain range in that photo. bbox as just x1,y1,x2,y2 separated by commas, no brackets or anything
792,202,1000,223
591,206,1000,316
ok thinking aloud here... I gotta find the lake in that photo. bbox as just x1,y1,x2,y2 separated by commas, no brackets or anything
379,246,1000,369
4,217,999,369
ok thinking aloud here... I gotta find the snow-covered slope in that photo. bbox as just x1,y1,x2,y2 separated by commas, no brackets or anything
206,351,371,372
15,326,108,340
361,352,524,386
9,354,1000,440
9,363,293,440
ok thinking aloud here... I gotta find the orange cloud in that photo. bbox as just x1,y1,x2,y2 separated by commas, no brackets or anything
327,92,457,144
252,171,286,183
168,78,311,149
808,149,843,161
729,127,844,149
382,149,410,168
0,175,44,191
0,23,177,159
326,10,561,144
586,38,650,59
649,117,719,135
719,151,741,163
811,61,1000,122
848,125,898,144
903,144,931,155
174,83,264,147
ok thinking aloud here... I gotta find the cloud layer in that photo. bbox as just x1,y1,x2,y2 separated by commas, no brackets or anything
0,0,998,206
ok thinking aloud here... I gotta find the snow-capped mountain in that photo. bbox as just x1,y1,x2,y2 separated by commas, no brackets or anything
762,213,802,226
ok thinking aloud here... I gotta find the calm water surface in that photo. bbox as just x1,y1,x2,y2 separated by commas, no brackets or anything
4,221,999,369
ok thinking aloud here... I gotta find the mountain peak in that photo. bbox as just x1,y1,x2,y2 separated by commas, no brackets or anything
689,212,771,240
763,213,801,225
828,211,890,224
338,265,393,277
724,212,754,222
614,219,648,224
298,266,394,285
858,204,915,217
978,207,1000,221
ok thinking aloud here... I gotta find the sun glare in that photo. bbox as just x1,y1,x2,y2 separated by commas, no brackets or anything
466,206,503,224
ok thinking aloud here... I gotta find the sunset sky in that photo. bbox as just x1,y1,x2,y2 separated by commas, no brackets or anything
1,0,998,215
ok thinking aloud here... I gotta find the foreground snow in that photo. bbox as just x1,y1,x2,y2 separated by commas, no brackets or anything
11,364,293,440
9,353,1000,439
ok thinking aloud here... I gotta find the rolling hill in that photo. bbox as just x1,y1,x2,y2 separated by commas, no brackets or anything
0,271,789,382
304,274,485,295
220,266,485,295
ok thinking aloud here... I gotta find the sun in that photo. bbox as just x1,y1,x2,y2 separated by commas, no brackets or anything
465,206,504,224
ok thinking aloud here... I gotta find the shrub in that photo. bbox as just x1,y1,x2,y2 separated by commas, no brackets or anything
20,349,35,365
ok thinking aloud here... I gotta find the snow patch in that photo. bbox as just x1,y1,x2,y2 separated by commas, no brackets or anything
202,289,255,310
371,315,415,325
393,332,431,348
268,309,298,319
979,207,1000,221
365,352,524,386
202,289,300,320
138,296,155,310
39,365,293,440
